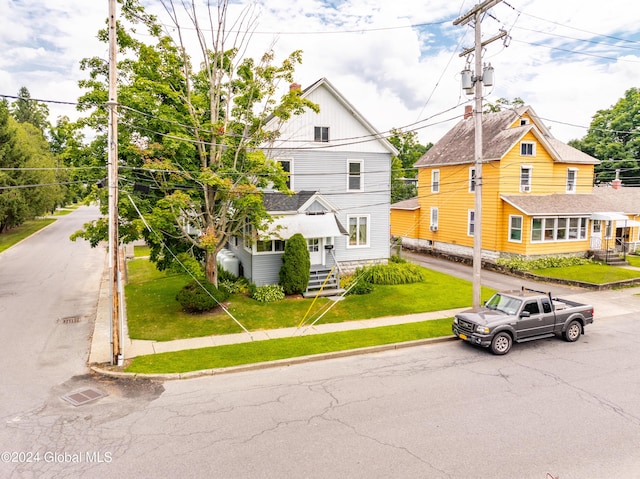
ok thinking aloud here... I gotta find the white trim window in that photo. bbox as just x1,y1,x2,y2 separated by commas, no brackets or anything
431,169,440,193
347,160,363,191
469,167,476,192
255,239,286,254
278,159,293,190
509,215,523,242
314,126,329,142
243,219,253,252
520,141,536,156
531,216,587,242
566,168,577,193
430,207,439,231
468,210,475,236
347,215,370,247
520,165,532,192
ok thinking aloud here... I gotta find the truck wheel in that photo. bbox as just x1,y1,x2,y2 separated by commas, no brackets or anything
564,320,582,342
490,332,512,355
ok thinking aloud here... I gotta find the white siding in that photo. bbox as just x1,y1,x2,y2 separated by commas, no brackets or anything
269,84,390,154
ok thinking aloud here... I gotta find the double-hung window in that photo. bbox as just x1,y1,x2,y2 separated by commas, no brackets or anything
509,215,523,242
278,159,292,189
566,168,577,193
468,210,475,236
469,167,476,192
431,170,440,193
430,207,439,231
520,166,532,192
348,215,369,247
348,160,363,191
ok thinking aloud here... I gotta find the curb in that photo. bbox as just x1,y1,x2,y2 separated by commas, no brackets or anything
91,335,457,381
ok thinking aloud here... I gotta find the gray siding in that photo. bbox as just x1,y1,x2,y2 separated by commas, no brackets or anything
271,149,391,266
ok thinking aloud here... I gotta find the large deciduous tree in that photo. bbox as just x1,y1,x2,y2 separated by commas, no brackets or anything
73,0,318,286
388,128,431,203
569,87,640,185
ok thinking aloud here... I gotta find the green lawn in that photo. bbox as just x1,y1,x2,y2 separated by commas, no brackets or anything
625,254,640,268
532,263,640,284
125,258,496,342
0,218,56,253
125,318,454,374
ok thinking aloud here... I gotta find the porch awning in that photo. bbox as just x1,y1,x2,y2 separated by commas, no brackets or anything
262,213,348,240
589,212,630,221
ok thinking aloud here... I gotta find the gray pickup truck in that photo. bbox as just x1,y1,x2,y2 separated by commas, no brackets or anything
452,288,594,355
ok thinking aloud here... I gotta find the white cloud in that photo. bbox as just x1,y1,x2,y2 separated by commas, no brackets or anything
0,0,638,146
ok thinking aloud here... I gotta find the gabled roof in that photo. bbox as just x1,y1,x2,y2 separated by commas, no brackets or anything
269,77,398,156
414,106,598,168
263,190,338,214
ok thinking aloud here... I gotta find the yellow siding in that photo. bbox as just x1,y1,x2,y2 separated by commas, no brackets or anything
390,209,420,239
408,124,597,258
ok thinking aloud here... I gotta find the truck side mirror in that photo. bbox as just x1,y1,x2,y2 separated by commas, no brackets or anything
520,311,530,318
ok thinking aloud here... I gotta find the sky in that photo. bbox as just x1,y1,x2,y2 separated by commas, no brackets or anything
1,0,639,146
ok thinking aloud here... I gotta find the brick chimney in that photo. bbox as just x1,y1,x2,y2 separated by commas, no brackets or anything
464,105,473,120
289,82,302,93
612,169,622,190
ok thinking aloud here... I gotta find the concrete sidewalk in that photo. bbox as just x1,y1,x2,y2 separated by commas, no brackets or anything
89,261,467,363
89,253,640,367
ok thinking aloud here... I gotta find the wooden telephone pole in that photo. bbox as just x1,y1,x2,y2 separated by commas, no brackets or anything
454,0,506,309
108,0,122,365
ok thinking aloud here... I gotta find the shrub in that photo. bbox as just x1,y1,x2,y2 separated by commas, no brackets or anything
356,262,425,285
496,256,592,272
346,279,374,295
389,255,407,264
176,280,229,313
279,233,311,295
251,284,285,303
341,274,374,295
219,278,250,295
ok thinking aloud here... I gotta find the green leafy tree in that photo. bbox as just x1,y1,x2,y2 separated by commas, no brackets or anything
279,233,311,295
10,86,50,132
0,101,62,232
483,97,525,113
569,87,640,185
388,128,430,203
73,0,318,286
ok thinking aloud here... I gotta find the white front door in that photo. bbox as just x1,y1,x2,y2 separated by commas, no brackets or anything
590,220,602,249
307,238,323,266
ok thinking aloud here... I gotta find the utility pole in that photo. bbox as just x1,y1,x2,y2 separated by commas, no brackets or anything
107,0,122,365
454,0,506,309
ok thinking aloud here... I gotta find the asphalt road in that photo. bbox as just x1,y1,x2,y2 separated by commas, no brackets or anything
0,206,106,415
2,211,639,478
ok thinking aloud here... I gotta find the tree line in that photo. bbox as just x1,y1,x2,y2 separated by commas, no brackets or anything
1,0,637,286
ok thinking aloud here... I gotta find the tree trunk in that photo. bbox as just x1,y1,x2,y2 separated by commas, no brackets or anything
205,250,218,287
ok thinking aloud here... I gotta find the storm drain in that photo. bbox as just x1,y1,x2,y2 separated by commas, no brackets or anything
59,315,81,324
61,388,107,407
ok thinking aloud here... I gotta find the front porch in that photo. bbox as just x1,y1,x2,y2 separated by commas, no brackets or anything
303,265,345,298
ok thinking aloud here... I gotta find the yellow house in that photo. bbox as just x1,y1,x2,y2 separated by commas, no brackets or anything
391,105,640,261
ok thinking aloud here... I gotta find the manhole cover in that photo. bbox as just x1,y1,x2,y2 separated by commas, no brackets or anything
60,315,81,324
61,388,106,406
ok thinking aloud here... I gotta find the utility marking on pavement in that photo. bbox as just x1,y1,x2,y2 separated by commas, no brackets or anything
61,388,107,407
60,315,81,324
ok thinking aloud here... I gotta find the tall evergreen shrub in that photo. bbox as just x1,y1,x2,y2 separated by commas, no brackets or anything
279,233,310,295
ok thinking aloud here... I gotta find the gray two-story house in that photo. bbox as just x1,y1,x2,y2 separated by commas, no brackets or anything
227,78,397,291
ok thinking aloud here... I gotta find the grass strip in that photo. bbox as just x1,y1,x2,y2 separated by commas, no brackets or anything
125,317,454,374
0,218,56,253
533,263,640,284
